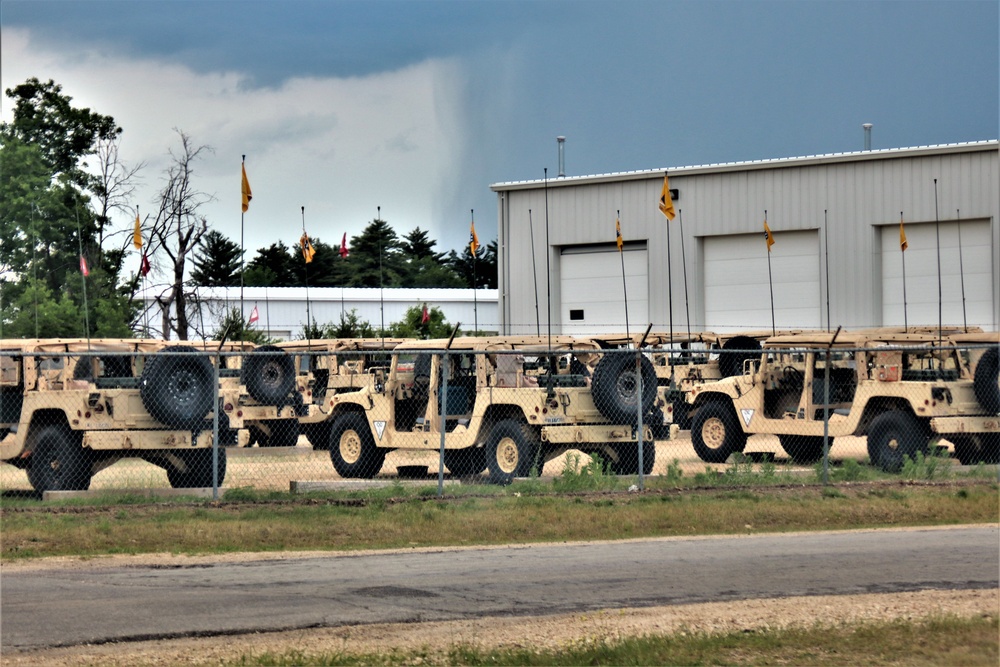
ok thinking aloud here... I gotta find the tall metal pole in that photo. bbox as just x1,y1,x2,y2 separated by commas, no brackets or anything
618,210,630,340
529,209,540,336
679,208,691,341
765,210,775,336
933,179,943,347
471,209,478,334
956,209,968,331
824,209,831,332
544,168,551,350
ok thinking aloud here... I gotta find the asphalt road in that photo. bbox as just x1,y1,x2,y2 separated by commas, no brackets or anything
2,525,997,650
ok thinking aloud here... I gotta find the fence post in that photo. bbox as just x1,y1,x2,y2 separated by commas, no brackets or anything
636,349,644,491
822,347,831,486
212,352,220,500
438,351,448,498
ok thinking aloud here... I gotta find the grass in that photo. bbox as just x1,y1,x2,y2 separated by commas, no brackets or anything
220,614,998,666
2,480,997,560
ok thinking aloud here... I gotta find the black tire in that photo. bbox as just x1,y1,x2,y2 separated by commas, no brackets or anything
485,419,540,485
952,433,1000,465
973,347,999,413
866,410,929,473
26,424,92,493
718,336,761,378
167,448,227,488
255,419,300,447
691,400,747,464
671,395,692,431
444,447,488,476
591,353,657,424
609,441,656,475
328,412,385,478
140,346,214,430
778,435,828,465
242,345,296,405
302,423,331,450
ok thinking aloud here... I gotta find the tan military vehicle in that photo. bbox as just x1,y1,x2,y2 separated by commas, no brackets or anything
318,336,671,483
0,339,242,493
685,331,1000,470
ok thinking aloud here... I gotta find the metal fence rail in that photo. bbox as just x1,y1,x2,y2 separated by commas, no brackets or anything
1,339,997,496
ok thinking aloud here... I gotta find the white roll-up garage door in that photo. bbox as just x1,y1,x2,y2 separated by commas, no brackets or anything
703,231,821,331
881,219,993,328
560,245,648,335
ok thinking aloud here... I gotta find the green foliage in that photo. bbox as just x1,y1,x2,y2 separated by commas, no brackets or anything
448,239,498,289
552,453,619,492
384,305,454,339
901,447,952,481
212,307,275,344
190,230,243,286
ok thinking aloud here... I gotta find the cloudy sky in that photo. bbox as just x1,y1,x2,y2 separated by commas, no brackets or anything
2,0,997,258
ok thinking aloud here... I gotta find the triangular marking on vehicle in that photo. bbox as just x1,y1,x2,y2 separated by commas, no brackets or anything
740,409,754,427
374,421,386,440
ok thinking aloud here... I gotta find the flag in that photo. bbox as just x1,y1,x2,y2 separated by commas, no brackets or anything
79,256,89,276
469,220,479,255
615,217,623,252
659,174,676,220
339,232,349,258
300,232,316,263
764,218,775,251
421,304,429,324
133,212,142,249
899,214,908,252
140,252,151,277
241,163,252,213
248,305,259,325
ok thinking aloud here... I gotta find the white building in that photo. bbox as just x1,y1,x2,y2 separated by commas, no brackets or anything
139,286,498,341
492,141,999,335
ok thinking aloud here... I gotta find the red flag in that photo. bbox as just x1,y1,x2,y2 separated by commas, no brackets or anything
248,305,259,325
421,304,429,324
339,232,349,258
79,256,89,276
140,252,151,277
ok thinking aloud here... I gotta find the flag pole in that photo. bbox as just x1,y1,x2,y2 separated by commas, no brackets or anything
956,208,968,331
618,210,630,341
666,205,674,354
240,155,246,323
824,209,831,332
471,208,478,334
74,196,91,345
933,179,943,347
901,211,908,332
765,210,775,336
300,207,313,344
678,208,691,341
544,168,551,350
378,206,384,346
529,208,540,336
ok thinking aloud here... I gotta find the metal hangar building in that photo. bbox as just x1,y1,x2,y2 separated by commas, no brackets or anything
491,140,998,335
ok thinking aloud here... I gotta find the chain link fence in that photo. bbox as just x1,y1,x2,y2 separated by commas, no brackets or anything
1,336,997,496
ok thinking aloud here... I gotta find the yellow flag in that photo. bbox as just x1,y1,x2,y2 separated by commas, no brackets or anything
615,217,623,252
659,174,676,220
470,220,480,255
133,212,142,249
300,232,315,264
764,218,775,251
899,214,908,252
241,163,252,213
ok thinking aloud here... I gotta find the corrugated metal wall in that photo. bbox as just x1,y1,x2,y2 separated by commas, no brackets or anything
495,142,999,334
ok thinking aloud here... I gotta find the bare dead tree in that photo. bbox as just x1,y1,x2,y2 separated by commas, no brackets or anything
92,135,145,250
147,130,215,340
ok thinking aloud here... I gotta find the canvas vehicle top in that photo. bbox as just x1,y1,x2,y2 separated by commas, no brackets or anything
684,330,1000,470
318,335,673,484
0,338,239,493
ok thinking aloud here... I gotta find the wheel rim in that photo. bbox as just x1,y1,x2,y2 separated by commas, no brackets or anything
885,435,900,453
169,368,199,405
495,436,520,474
615,371,638,405
261,361,282,389
339,429,362,464
702,416,726,450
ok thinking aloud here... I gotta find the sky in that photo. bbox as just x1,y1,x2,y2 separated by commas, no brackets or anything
1,0,997,260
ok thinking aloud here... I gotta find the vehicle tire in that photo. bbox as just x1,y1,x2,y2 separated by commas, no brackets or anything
140,346,214,430
866,410,929,473
610,441,656,475
973,347,999,413
26,424,92,493
691,400,747,464
256,419,300,447
167,448,227,488
328,412,385,478
591,353,657,424
242,345,296,405
952,433,1000,465
444,447,488,476
302,423,330,450
778,435,827,465
485,419,540,485
671,395,692,431
718,336,761,378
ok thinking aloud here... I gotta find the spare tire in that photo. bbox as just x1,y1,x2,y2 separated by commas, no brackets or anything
591,353,657,424
140,345,214,430
973,347,999,414
242,345,295,404
718,336,762,378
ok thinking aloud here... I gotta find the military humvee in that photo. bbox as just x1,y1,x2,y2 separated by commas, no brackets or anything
685,331,1000,470
317,336,673,484
0,339,243,493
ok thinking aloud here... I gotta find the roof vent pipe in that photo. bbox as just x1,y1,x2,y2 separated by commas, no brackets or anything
863,123,873,151
557,136,566,177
